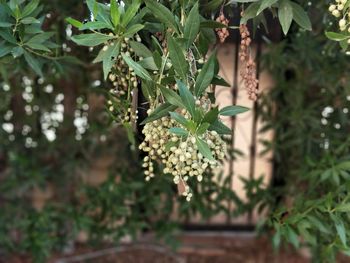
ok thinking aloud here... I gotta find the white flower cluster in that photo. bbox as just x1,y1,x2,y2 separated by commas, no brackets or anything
329,0,350,36
139,109,227,201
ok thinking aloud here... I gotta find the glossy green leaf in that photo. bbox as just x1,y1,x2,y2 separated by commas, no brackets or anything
22,0,39,18
290,2,311,31
121,0,141,27
169,111,189,127
169,127,188,136
121,53,152,80
184,3,200,49
110,0,120,26
209,120,231,135
168,36,188,81
160,86,185,108
219,105,249,116
194,52,215,97
129,41,152,57
123,24,144,38
71,33,115,47
66,17,83,28
141,103,177,124
144,0,178,33
257,0,278,15
177,79,195,117
24,51,43,77
196,137,214,160
278,0,293,35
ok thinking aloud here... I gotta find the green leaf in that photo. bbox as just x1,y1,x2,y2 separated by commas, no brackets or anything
129,41,152,57
169,127,188,136
144,0,178,33
71,33,115,47
219,105,249,116
79,21,111,30
103,42,120,80
110,0,120,26
25,42,50,52
0,44,12,58
212,75,230,87
0,22,12,27
335,219,347,246
241,2,261,24
141,103,177,124
197,122,210,135
86,0,99,18
22,0,39,18
209,120,231,135
121,53,152,80
66,17,83,28
335,203,350,212
286,226,299,248
177,79,195,117
184,3,200,49
257,0,278,15
160,86,185,108
121,0,141,27
196,137,214,160
138,57,158,70
27,32,54,44
20,17,40,24
11,46,23,58
169,112,189,127
290,2,311,31
24,51,43,77
168,36,188,81
202,107,219,124
278,0,293,35
123,24,144,38
0,29,17,44
194,52,215,97
325,32,350,41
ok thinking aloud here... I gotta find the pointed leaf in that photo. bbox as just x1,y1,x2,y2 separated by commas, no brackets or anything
71,33,115,46
184,3,200,49
194,52,215,97
219,105,249,116
168,36,188,80
196,137,214,160
121,53,152,80
160,86,185,108
141,103,177,124
177,79,195,117
144,0,178,33
278,0,293,35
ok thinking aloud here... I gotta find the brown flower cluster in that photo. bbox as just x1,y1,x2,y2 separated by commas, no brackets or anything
215,13,229,43
239,24,258,101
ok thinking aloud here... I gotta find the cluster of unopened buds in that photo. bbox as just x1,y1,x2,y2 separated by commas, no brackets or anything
139,109,226,201
108,35,142,97
215,12,230,43
239,24,258,101
329,0,350,39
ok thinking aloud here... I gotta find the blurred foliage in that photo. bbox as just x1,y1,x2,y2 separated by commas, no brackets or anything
247,1,350,262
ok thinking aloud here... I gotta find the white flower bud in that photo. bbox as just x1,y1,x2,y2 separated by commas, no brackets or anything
332,10,341,17
329,4,336,11
339,18,347,28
